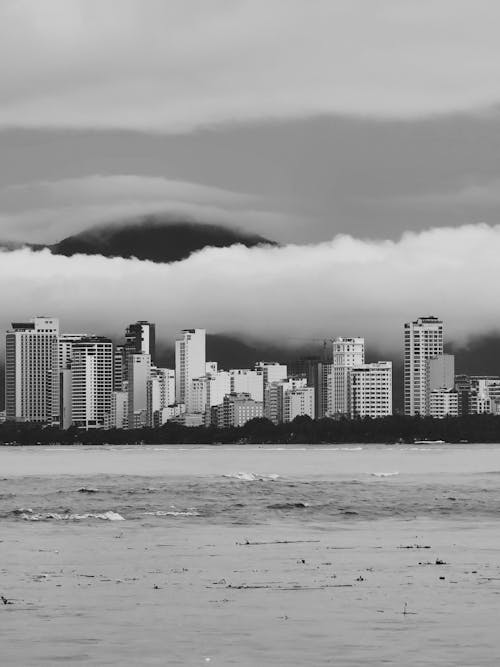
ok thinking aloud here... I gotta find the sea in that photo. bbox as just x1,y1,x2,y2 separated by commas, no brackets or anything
1,443,500,666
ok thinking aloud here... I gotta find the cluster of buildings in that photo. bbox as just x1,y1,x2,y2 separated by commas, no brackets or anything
2,317,392,430
1,314,497,430
404,316,500,419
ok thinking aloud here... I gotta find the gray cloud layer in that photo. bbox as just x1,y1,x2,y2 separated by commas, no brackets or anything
0,224,498,352
2,1,500,132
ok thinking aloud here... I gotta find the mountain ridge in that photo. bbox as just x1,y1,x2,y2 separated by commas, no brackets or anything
0,215,276,264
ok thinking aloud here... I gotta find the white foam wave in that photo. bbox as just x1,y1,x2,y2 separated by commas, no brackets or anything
144,510,200,516
370,472,400,478
20,510,125,521
222,472,280,482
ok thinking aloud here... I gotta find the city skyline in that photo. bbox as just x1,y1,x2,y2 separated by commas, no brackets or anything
3,312,500,430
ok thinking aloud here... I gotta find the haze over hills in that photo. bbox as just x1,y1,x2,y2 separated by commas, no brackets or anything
0,215,275,264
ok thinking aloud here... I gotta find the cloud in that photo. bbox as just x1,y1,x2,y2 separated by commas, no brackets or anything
0,174,296,242
2,1,500,132
0,223,499,353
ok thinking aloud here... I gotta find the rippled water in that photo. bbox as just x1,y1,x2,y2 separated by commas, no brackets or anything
2,444,500,665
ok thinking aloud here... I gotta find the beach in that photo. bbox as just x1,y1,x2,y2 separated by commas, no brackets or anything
2,444,500,665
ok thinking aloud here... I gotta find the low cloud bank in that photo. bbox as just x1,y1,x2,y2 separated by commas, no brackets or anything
0,223,499,353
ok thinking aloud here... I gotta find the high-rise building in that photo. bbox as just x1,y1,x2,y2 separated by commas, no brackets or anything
107,391,129,429
71,337,113,429
455,374,472,416
404,316,444,416
128,353,151,428
290,357,332,419
175,329,206,408
56,333,87,428
282,386,315,422
5,317,59,422
331,337,365,416
230,369,264,402
428,354,455,392
255,362,288,385
350,361,392,419
114,321,156,391
146,367,176,427
125,321,156,363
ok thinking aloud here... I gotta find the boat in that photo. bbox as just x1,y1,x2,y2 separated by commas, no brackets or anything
413,439,446,445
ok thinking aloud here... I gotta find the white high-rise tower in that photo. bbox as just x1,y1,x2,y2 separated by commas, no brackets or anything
331,337,365,416
404,316,444,416
175,329,206,409
71,337,113,429
5,317,59,422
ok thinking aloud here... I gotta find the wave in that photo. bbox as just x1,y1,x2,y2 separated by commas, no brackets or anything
222,472,280,482
370,472,399,477
16,509,125,521
144,510,200,516
267,502,310,509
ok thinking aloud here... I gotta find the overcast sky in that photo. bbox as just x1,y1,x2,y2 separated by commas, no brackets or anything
2,1,500,347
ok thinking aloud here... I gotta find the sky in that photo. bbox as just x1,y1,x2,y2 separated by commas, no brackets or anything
2,0,500,353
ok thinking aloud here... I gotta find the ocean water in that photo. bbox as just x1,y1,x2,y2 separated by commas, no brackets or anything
2,444,500,665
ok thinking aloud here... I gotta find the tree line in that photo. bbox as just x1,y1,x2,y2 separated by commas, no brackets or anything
1,414,500,445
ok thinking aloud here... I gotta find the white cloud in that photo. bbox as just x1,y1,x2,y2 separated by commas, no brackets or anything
0,174,296,242
0,223,498,351
1,0,500,131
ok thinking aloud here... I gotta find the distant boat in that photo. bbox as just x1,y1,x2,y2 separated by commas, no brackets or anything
413,439,446,445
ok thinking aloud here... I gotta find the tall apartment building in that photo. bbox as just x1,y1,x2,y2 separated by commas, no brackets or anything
255,362,288,385
350,361,392,419
230,369,263,402
5,317,59,422
107,391,129,429
114,321,156,391
428,354,455,392
71,337,113,429
128,353,151,428
56,333,87,428
126,321,156,363
282,386,315,422
190,371,231,421
175,329,206,409
290,357,333,419
404,316,444,416
146,368,175,427
331,337,365,416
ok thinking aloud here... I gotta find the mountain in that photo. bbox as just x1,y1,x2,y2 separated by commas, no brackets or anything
48,216,275,263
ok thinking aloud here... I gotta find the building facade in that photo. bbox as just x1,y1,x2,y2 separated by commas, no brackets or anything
230,369,264,402
331,337,365,416
428,389,459,418
404,316,444,416
212,392,263,428
5,317,59,422
350,361,393,419
175,329,206,409
282,386,315,422
128,353,151,428
71,337,113,429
